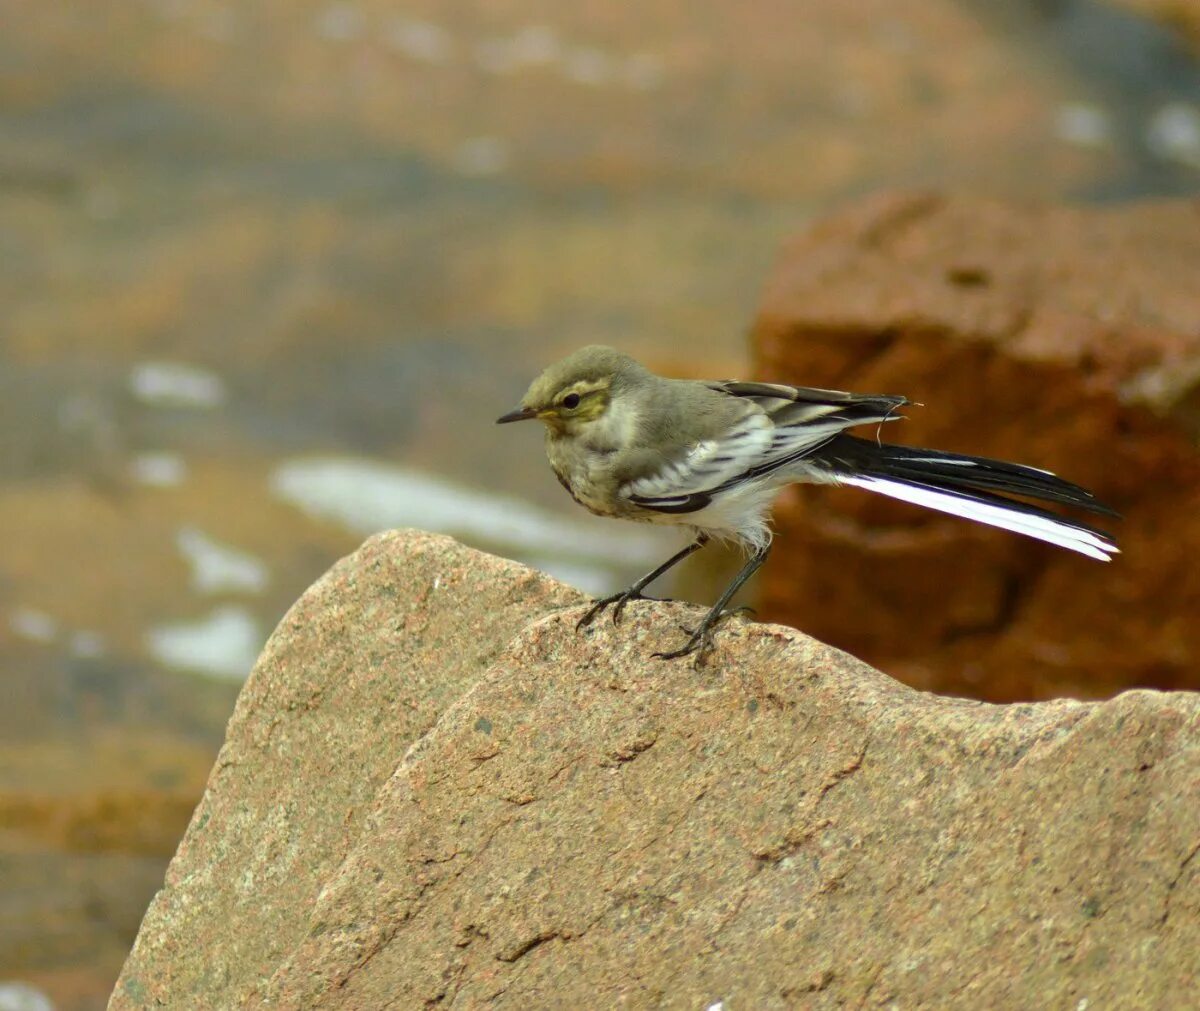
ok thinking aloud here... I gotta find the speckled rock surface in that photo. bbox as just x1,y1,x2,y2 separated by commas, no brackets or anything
112,530,1200,1009
751,191,1200,702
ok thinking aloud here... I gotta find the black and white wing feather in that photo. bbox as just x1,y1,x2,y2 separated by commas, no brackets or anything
622,382,908,514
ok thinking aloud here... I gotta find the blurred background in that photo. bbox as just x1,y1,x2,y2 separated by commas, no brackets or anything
3,0,1200,1007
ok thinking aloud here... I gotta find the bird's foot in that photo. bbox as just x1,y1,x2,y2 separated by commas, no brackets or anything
651,624,717,662
654,606,754,663
576,587,664,630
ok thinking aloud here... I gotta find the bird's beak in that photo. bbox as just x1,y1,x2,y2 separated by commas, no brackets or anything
496,405,538,424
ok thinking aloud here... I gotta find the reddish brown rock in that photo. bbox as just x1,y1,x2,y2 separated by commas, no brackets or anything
751,192,1200,702
111,531,1200,1009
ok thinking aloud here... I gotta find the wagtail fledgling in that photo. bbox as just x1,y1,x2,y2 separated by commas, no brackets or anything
497,346,1119,660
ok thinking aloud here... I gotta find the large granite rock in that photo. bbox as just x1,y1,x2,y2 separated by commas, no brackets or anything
751,191,1200,702
112,530,1199,1008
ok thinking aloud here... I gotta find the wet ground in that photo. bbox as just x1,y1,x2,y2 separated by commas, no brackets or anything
2,0,1199,1006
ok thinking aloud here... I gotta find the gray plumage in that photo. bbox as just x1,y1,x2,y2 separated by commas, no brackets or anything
498,344,1119,659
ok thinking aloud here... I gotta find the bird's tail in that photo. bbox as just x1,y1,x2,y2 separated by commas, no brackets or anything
820,436,1120,561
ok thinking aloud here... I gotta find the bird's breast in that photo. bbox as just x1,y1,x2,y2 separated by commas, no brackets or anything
546,441,626,519
550,461,618,517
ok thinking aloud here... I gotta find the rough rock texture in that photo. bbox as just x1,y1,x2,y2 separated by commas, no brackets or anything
112,530,1200,1009
751,191,1200,702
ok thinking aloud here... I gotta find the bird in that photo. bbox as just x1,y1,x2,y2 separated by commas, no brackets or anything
497,345,1119,661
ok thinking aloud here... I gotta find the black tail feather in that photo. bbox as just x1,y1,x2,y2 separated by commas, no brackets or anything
824,436,1120,519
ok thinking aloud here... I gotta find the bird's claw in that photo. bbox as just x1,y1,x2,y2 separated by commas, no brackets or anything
651,624,716,662
656,606,752,662
577,589,660,630
581,591,750,663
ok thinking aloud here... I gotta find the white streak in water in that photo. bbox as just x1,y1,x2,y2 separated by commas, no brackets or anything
270,456,670,572
0,981,55,1011
9,608,57,643
68,630,107,659
129,362,226,409
1055,102,1112,148
146,605,263,680
130,452,188,487
176,527,269,596
1146,102,1200,168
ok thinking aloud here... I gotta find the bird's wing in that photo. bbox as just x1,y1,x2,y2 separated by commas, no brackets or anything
705,380,908,422
622,382,909,513
704,381,909,480
621,412,776,512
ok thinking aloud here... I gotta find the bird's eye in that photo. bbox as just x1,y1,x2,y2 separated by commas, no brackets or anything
562,393,581,410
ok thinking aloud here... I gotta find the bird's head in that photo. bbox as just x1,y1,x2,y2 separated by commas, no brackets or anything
496,345,645,437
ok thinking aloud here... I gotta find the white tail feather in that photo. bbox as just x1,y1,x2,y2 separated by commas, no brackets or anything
840,475,1118,562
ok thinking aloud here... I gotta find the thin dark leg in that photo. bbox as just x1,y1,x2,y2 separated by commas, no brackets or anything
577,534,710,630
652,544,771,661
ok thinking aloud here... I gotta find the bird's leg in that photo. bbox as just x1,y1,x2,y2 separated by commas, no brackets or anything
653,544,770,661
577,534,709,629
